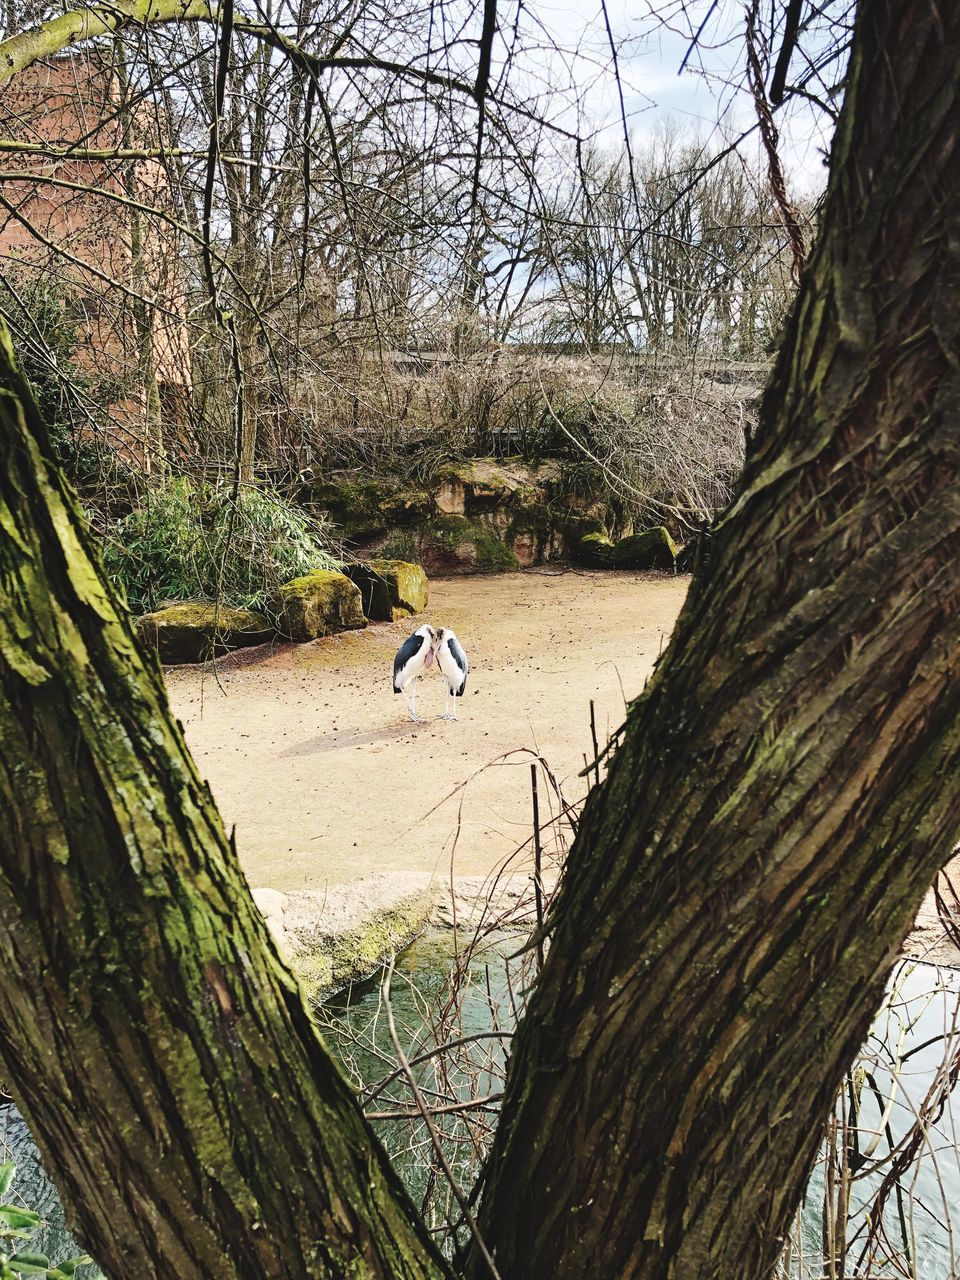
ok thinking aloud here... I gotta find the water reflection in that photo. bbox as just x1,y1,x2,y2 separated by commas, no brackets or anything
792,961,960,1279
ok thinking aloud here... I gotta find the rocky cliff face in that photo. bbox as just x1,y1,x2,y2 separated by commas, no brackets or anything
304,458,621,573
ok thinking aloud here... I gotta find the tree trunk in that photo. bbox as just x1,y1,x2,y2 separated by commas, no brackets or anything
0,328,448,1279
1,2,960,1279
470,2,960,1277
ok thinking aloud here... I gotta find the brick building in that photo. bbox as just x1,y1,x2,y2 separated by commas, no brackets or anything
0,53,192,466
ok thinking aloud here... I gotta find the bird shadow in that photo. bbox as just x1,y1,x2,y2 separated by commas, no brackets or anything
280,720,432,757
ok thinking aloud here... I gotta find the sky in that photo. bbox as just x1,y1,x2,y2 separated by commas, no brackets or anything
521,0,836,194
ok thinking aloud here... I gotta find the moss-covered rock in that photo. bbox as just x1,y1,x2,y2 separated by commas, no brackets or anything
433,474,467,516
506,502,563,565
379,487,432,524
433,461,504,515
676,536,701,573
574,531,616,568
611,527,679,570
319,898,429,997
135,603,272,665
344,559,429,620
556,512,605,541
255,877,434,1004
305,478,387,540
306,477,430,543
432,458,560,517
273,570,367,641
420,514,520,574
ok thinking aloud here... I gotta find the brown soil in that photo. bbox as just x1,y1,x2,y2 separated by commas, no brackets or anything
164,569,690,895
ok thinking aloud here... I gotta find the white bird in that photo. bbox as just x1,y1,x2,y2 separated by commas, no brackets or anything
393,625,437,722
435,627,468,720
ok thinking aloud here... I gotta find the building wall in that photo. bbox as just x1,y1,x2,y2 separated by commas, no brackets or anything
0,54,193,464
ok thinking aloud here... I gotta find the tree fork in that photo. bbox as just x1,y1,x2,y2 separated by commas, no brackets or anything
471,1,960,1276
0,327,448,1278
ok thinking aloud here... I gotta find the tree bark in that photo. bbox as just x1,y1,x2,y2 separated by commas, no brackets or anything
471,1,960,1277
0,328,448,1279
1,2,960,1279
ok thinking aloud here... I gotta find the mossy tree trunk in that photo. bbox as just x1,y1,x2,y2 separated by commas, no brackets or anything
1,2,960,1279
0,330,448,1278
469,2,960,1277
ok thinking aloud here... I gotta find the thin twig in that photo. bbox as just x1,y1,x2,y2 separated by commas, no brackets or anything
531,762,545,972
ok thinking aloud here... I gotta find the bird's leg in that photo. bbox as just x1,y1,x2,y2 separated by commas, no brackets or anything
410,678,420,722
403,685,418,722
450,697,459,722
439,689,451,720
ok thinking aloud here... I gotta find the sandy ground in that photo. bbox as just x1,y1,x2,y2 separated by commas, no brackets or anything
905,874,960,967
165,570,690,897
164,567,960,968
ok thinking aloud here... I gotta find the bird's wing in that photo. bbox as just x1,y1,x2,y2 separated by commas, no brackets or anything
393,633,424,684
449,636,468,677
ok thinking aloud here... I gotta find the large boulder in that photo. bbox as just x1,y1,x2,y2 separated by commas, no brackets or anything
273,570,367,641
611,527,679,570
135,603,272,664
574,531,615,568
344,559,429,620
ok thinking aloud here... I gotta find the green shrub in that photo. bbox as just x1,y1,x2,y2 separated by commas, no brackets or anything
103,478,340,614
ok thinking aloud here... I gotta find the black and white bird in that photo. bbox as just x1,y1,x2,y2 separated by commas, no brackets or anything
393,624,437,722
435,628,468,720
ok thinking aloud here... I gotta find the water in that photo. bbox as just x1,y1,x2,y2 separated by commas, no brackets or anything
5,941,960,1277
319,930,517,1226
328,943,960,1276
792,961,960,1278
0,1101,98,1274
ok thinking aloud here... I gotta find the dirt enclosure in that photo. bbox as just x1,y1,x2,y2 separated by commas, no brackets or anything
164,570,690,896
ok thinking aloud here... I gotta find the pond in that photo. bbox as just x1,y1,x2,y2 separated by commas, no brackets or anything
4,939,960,1277
792,961,960,1278
0,1100,95,1276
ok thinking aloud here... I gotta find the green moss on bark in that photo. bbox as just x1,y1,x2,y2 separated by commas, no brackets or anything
0,320,448,1279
